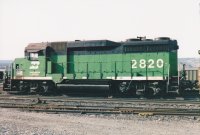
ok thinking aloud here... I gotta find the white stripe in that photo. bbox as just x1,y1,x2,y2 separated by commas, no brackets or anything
13,76,164,80
106,77,115,79
131,77,164,80
107,76,165,80
13,77,52,80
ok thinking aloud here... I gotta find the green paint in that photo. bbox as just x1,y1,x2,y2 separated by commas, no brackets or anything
12,49,178,83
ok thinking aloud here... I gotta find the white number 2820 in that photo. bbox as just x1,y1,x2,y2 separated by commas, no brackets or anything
131,59,164,69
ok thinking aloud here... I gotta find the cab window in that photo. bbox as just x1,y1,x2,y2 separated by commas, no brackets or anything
30,53,38,60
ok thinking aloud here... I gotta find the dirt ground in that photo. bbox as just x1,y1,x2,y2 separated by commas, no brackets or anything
0,108,199,135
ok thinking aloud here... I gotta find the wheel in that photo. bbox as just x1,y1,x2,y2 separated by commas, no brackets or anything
38,85,48,94
39,82,56,95
118,82,129,94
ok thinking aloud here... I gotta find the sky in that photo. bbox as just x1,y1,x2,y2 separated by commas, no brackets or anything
0,0,200,60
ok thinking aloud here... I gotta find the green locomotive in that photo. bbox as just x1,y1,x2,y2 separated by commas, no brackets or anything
6,37,190,96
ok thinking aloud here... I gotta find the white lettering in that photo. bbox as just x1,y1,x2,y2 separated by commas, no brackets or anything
148,59,154,68
131,59,164,69
139,59,146,68
156,59,164,68
131,60,137,68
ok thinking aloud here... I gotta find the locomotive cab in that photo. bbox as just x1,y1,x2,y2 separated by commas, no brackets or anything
10,43,56,93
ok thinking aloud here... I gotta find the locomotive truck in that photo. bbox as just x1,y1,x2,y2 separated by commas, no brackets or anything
3,37,199,96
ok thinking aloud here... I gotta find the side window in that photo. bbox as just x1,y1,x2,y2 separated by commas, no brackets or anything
16,64,19,69
30,53,38,60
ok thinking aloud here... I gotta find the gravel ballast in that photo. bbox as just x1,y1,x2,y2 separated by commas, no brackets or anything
0,108,200,135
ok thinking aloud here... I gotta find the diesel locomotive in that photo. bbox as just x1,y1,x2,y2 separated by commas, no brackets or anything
3,37,199,96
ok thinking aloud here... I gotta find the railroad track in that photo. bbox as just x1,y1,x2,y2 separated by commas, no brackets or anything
0,95,200,107
0,95,199,116
0,102,200,116
0,95,200,108
0,94,199,102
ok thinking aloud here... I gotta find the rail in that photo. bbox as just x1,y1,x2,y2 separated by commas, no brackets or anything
0,96,199,116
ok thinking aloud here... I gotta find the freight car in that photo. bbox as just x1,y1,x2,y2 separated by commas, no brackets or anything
0,69,4,83
3,37,199,97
